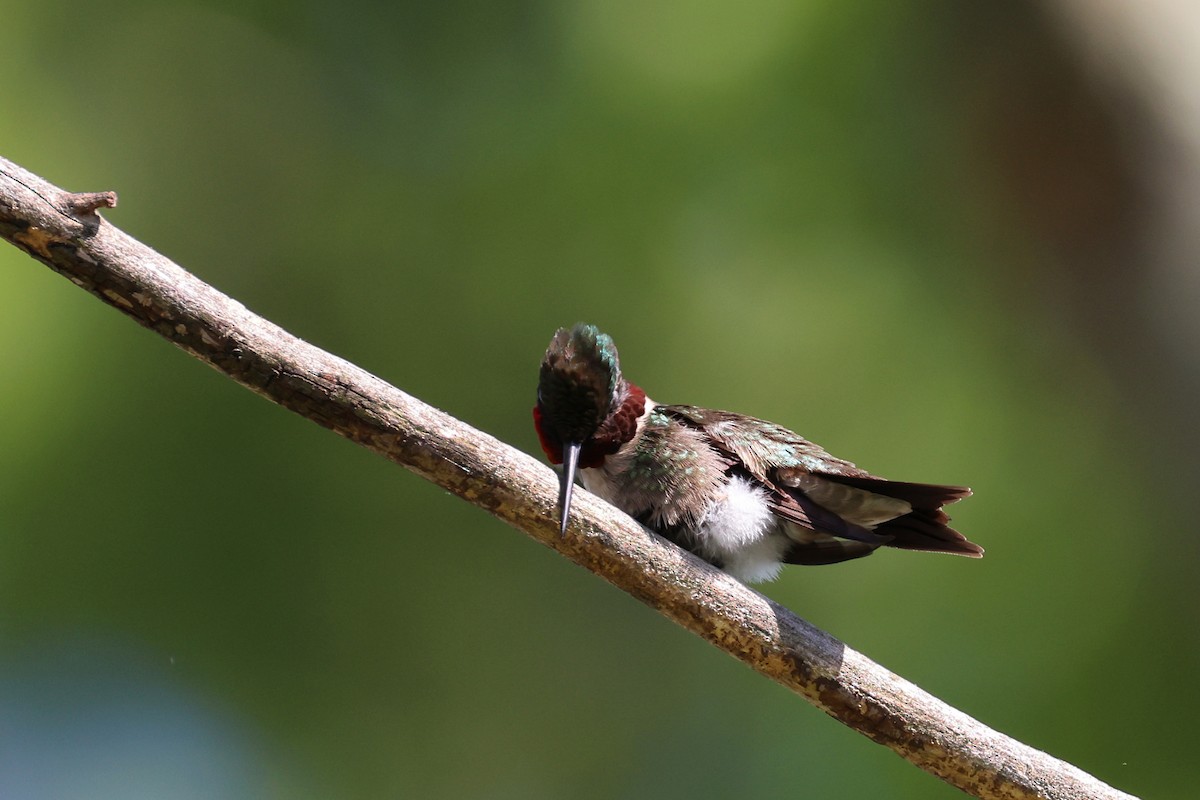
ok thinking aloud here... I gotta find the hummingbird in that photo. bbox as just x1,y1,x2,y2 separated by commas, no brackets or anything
533,324,982,583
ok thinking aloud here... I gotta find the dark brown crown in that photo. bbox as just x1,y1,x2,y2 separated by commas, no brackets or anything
537,324,624,445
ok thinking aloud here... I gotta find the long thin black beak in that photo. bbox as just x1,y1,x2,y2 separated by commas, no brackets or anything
558,441,582,537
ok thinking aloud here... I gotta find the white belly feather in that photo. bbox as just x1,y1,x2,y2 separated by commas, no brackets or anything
694,476,788,583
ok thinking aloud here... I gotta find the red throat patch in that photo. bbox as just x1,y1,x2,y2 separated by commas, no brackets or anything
532,406,563,464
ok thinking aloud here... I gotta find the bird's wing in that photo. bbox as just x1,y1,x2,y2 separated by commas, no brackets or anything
659,405,863,478
659,405,981,557
658,405,886,543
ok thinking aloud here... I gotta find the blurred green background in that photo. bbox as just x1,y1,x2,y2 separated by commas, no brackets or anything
2,1,1193,798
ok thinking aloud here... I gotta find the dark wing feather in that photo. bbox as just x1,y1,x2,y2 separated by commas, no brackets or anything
823,475,972,507
783,536,879,565
770,487,893,545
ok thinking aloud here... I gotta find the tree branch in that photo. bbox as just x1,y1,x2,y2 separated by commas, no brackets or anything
0,155,1136,800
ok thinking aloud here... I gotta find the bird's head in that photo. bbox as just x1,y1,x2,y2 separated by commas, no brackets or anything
534,324,644,535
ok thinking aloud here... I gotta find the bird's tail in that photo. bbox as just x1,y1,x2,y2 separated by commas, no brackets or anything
823,475,983,557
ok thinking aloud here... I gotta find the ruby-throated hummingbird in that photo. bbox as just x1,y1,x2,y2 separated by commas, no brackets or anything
533,324,982,583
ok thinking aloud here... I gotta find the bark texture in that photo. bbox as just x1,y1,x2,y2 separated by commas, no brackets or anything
0,156,1137,800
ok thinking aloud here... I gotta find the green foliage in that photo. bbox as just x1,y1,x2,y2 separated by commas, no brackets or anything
0,2,1175,798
